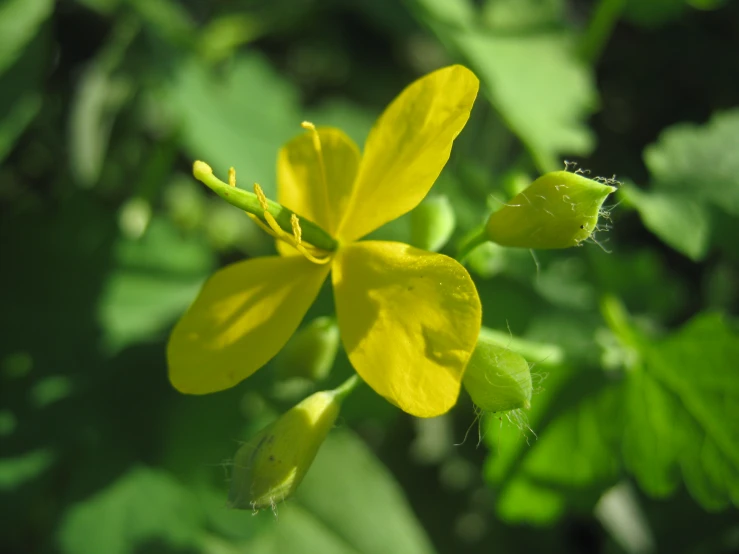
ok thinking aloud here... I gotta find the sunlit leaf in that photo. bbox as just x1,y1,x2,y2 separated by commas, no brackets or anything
484,363,621,524
644,109,739,217
295,430,437,554
623,185,711,261
627,110,739,259
456,31,596,171
409,0,597,171
167,52,301,196
620,313,739,510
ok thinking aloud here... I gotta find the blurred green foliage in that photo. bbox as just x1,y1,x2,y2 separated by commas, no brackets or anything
1,0,738,553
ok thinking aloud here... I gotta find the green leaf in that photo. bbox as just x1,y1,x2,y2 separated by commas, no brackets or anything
58,467,205,554
644,109,739,217
409,0,597,171
484,364,622,524
97,217,217,353
0,22,47,164
295,430,437,554
182,429,437,553
622,185,711,261
456,31,596,171
623,313,739,510
0,0,53,76
481,0,566,31
628,110,739,259
167,52,302,197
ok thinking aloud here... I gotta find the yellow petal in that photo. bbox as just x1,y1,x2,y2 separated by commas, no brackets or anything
335,65,479,242
332,241,481,417
168,256,330,394
278,126,360,237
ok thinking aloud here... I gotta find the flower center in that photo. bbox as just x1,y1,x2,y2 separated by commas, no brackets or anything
227,167,332,265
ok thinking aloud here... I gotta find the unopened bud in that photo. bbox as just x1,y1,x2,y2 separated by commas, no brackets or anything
463,332,532,412
486,171,616,249
410,195,456,252
274,317,340,382
228,389,341,511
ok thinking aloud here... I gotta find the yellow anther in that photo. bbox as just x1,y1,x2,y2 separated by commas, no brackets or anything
296,244,332,265
264,210,287,238
228,167,236,187
247,213,279,238
254,183,269,211
291,214,302,244
245,179,332,265
300,121,331,230
301,121,323,156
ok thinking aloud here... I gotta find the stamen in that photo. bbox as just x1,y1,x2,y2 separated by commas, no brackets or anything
296,244,332,265
264,210,288,238
291,214,302,244
300,121,331,229
254,183,270,211
247,213,279,238
248,180,332,265
228,167,236,187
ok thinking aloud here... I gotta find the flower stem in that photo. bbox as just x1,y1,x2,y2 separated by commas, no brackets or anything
193,161,338,252
332,374,363,403
456,226,489,262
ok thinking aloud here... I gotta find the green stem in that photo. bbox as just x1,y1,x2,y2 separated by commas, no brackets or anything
193,161,338,252
578,0,626,64
456,225,489,262
332,374,363,403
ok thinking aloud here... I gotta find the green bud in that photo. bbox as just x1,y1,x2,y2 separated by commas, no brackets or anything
274,317,340,382
228,389,341,511
463,333,532,412
410,195,456,252
485,171,617,249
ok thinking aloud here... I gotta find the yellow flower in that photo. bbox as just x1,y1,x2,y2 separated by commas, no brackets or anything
167,65,482,417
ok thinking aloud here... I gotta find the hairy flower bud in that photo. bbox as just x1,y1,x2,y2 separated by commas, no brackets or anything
485,171,617,249
463,332,532,413
275,316,340,382
228,389,341,511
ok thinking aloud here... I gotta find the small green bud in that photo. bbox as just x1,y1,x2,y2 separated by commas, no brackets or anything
228,389,341,511
463,333,532,412
410,195,456,252
274,317,340,382
485,171,617,249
